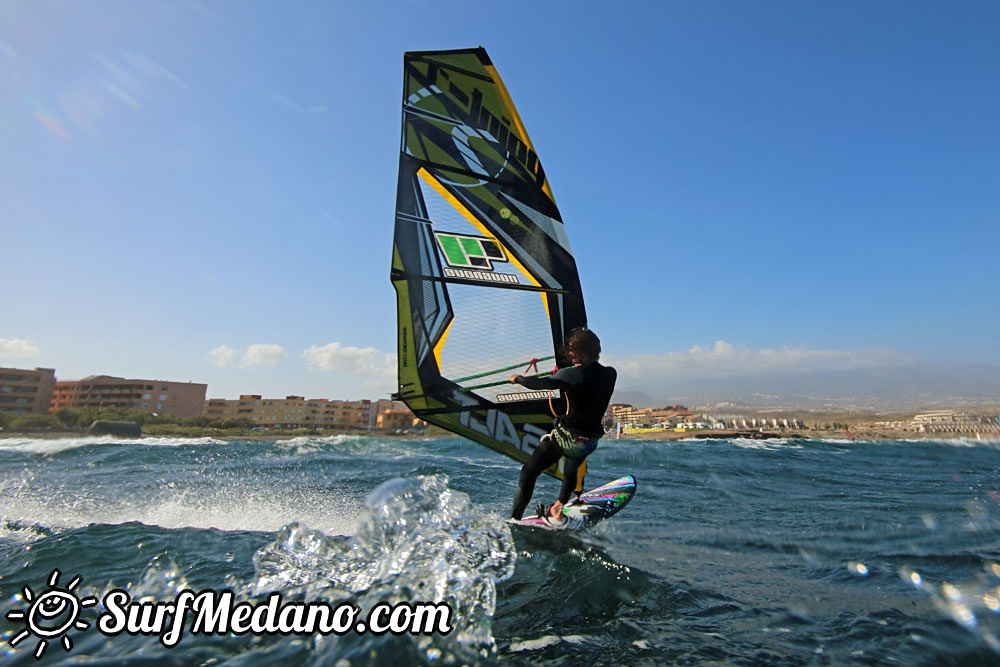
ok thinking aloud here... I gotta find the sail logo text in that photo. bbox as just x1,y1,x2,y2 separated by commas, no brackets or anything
455,394,545,455
443,268,518,284
496,390,553,403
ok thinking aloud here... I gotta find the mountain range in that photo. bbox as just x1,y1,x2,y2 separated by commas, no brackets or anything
613,362,1000,412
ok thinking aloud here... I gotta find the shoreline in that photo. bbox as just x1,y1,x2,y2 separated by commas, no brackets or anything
624,427,999,441
0,429,416,442
2,428,996,443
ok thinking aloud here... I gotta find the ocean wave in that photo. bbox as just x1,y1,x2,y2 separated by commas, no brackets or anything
0,475,363,536
264,434,426,459
508,634,597,652
906,436,1000,450
729,437,802,451
251,474,517,662
0,435,228,455
0,518,55,542
1,433,997,664
900,563,1000,654
266,434,358,457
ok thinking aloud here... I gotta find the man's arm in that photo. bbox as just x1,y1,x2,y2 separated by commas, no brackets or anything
508,366,581,390
512,374,562,390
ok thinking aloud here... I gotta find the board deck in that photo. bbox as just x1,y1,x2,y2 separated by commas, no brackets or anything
511,475,636,531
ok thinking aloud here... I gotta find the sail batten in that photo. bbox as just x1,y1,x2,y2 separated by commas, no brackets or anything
390,271,569,294
391,47,587,479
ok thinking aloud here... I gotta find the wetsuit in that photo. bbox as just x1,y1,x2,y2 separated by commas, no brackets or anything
509,362,617,520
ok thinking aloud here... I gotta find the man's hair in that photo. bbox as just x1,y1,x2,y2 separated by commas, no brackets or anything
567,328,601,363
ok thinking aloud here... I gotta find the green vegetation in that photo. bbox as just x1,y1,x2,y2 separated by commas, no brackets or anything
0,407,409,439
8,414,59,430
0,408,263,432
54,408,79,428
141,424,322,438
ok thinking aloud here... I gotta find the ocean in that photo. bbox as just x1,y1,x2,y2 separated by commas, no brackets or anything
1,433,999,665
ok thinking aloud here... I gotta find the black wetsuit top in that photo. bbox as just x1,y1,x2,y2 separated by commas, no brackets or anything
514,362,617,438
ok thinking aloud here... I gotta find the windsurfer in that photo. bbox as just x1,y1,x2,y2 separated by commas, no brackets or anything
507,328,617,524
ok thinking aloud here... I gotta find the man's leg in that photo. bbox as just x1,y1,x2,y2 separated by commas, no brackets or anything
510,436,562,520
559,455,586,506
574,458,588,496
548,455,587,521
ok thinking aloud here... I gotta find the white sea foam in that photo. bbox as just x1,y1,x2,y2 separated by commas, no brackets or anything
0,517,51,542
0,476,363,537
891,437,1000,450
250,475,516,662
508,636,561,652
729,437,803,451
508,634,594,652
0,435,227,454
134,488,363,535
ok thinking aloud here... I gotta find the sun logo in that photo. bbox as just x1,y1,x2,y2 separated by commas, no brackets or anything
5,569,97,659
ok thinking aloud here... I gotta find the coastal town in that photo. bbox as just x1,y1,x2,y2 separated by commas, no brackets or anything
2,365,997,440
0,366,418,433
610,403,1000,440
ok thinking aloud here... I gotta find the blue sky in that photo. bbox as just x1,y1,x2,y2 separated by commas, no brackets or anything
2,1,997,401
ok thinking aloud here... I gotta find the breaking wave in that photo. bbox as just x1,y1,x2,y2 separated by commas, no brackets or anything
250,475,517,662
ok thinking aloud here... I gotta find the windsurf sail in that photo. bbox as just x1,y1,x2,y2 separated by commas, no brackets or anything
390,47,587,480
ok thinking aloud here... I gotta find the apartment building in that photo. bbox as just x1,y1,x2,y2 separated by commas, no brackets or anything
911,411,997,434
204,395,377,430
0,367,57,415
610,403,691,426
372,399,426,430
50,375,207,418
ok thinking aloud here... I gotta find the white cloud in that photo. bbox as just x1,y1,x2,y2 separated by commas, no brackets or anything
0,338,41,358
209,345,238,367
242,344,286,368
303,342,396,378
608,340,911,386
209,344,287,369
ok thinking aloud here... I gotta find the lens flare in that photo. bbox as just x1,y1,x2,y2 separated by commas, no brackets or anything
33,111,72,142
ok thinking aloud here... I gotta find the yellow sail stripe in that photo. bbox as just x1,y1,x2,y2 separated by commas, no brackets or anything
433,318,452,370
483,64,556,205
416,166,552,327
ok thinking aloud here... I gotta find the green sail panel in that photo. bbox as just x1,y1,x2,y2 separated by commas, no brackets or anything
390,48,587,479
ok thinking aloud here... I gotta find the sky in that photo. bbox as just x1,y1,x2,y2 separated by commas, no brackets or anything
2,1,998,402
